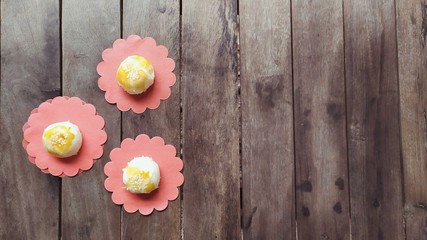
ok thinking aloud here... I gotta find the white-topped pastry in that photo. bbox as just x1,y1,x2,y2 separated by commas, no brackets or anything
122,156,160,194
42,121,82,158
116,55,155,94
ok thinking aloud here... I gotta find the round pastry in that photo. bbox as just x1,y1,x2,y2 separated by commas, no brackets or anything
122,156,160,194
42,121,83,158
116,55,155,94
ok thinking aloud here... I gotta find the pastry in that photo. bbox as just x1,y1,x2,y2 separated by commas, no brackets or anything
123,156,160,194
42,121,83,158
116,55,155,94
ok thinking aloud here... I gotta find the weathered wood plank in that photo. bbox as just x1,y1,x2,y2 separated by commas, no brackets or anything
0,0,61,238
292,0,350,239
344,1,405,239
396,0,427,239
121,0,181,239
240,0,294,239
61,1,121,239
182,0,240,238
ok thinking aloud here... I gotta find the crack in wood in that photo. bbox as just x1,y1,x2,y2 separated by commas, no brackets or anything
243,206,257,229
422,2,427,48
424,112,427,148
414,202,427,211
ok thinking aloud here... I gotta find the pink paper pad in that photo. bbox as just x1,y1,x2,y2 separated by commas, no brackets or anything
104,134,184,215
22,97,107,177
97,35,176,113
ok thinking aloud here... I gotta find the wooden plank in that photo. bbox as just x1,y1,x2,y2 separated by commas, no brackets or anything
61,1,121,239
240,0,294,239
0,0,61,238
396,0,427,238
344,1,405,239
182,0,240,239
121,0,181,239
292,0,350,239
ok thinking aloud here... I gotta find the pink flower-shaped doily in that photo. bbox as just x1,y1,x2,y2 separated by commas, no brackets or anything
104,134,184,215
97,35,176,113
23,97,107,177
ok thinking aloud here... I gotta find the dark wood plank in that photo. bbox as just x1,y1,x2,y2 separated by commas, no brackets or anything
240,0,294,239
0,0,61,238
292,0,350,239
182,0,240,238
121,0,181,239
396,0,427,239
61,1,121,239
344,1,405,239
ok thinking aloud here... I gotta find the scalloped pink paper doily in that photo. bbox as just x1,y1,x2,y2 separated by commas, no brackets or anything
97,35,176,113
104,134,184,215
22,107,91,177
23,97,107,177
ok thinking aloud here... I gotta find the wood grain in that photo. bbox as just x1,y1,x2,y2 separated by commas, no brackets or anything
396,0,427,239
292,0,350,239
239,0,294,239
344,1,405,239
61,1,121,239
182,0,240,238
0,0,61,238
121,0,181,239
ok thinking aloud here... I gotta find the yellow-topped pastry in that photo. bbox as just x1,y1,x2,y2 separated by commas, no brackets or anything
42,121,83,158
122,156,160,194
116,55,155,94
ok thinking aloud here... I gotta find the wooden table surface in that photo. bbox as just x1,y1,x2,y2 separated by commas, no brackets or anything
1,0,426,239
